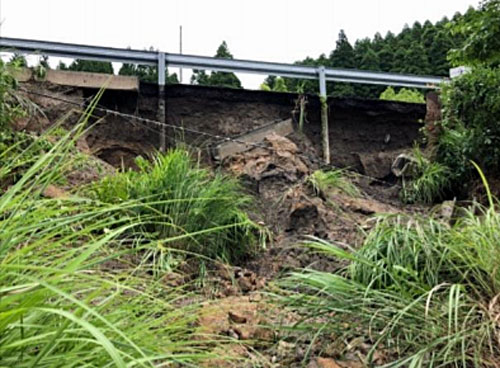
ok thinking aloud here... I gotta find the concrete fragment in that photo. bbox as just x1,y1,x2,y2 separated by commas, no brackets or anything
45,69,139,90
391,153,418,177
213,119,293,160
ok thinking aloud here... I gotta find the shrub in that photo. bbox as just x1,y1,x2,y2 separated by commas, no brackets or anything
380,86,425,103
92,149,264,263
436,66,500,195
279,199,500,366
0,59,25,130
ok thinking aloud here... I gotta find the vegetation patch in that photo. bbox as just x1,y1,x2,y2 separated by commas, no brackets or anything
308,169,360,198
279,195,500,366
400,147,451,204
92,149,266,264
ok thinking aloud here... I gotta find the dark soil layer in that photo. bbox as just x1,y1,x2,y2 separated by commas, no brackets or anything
21,81,424,180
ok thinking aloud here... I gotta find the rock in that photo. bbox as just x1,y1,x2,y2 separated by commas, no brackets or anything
434,199,456,224
228,311,247,324
237,274,254,292
42,184,69,199
358,151,403,179
316,358,342,368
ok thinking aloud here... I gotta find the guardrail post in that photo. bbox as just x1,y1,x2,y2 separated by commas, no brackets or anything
318,66,330,164
158,52,166,153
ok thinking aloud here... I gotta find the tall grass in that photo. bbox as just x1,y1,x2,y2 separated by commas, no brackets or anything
308,169,360,198
0,91,229,366
279,178,500,366
401,147,451,204
91,149,265,264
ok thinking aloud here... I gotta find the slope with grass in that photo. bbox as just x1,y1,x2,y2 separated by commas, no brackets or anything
278,169,500,366
0,62,266,367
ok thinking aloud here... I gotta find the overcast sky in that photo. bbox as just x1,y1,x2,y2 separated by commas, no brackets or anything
1,0,478,88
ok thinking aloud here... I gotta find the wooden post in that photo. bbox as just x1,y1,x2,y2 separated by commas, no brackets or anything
318,66,330,164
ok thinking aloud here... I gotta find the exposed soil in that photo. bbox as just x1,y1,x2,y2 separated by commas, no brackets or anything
193,130,424,367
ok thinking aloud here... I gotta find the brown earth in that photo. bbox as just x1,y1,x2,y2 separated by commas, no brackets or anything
195,131,422,367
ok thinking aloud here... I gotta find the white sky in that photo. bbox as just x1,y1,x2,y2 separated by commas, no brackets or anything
1,0,478,88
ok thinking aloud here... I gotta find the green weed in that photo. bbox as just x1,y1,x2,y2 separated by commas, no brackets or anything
91,149,266,265
308,169,360,198
401,147,451,204
278,193,500,366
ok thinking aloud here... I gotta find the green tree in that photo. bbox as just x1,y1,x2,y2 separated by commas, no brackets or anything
65,59,114,74
448,0,500,66
260,76,288,92
191,41,242,88
329,30,355,68
329,30,357,97
119,63,178,84
428,31,454,75
118,47,178,84
402,42,431,74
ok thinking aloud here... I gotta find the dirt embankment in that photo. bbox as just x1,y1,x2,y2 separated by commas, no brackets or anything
20,81,425,180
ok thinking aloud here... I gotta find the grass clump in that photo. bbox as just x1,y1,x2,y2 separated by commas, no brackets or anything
308,169,360,198
400,147,451,204
92,149,265,264
1,122,225,367
279,185,500,366
0,58,231,365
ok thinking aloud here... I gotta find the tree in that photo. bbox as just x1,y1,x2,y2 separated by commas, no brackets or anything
260,76,288,92
353,38,374,69
190,69,210,85
268,12,467,98
118,47,178,84
191,41,242,88
262,75,276,90
329,30,355,68
378,44,394,72
402,42,431,75
448,0,500,66
284,57,320,94
119,63,178,84
428,31,454,75
65,59,114,74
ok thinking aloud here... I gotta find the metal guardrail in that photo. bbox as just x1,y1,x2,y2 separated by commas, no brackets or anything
0,37,445,90
0,36,445,163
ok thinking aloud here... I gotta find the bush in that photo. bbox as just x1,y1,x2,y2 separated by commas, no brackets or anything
380,86,425,103
436,66,500,195
279,200,500,366
93,149,264,263
0,59,25,130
